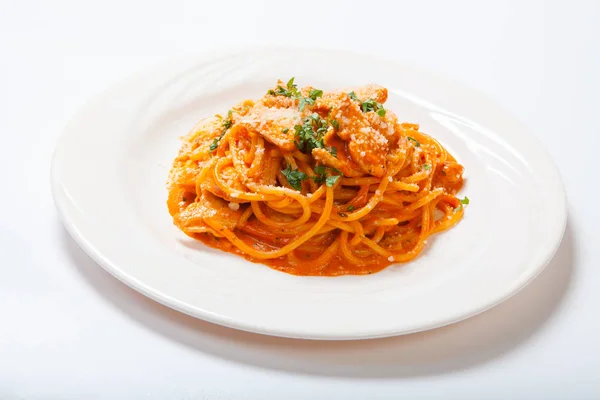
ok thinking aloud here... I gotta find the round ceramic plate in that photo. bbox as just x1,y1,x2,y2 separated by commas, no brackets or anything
52,48,566,340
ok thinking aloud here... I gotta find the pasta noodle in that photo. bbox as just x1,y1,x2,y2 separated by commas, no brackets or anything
167,79,467,275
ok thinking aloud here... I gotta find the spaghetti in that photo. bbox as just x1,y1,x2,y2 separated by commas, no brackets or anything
167,79,467,275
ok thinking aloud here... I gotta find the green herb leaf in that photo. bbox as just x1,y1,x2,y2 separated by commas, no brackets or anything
308,88,323,100
287,77,295,89
269,77,300,98
460,196,470,205
407,137,421,147
282,128,289,133
298,97,306,111
312,165,343,185
314,165,327,175
330,119,339,130
423,164,431,170
347,205,355,212
294,114,328,154
348,91,359,101
210,110,234,151
281,164,307,191
326,175,340,187
329,146,337,157
360,98,386,115
312,165,326,184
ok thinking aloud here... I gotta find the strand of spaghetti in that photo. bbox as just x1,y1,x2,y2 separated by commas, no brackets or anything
324,219,355,233
339,231,378,266
380,197,404,206
250,184,314,225
371,227,387,243
267,197,295,209
206,185,334,259
361,237,392,257
194,159,216,197
332,176,390,222
287,239,340,271
251,199,312,228
393,211,423,223
391,203,432,262
315,222,353,235
341,177,380,186
428,136,447,165
247,136,265,177
268,184,326,210
349,221,364,246
387,181,420,192
402,170,429,184
406,188,444,211
373,218,400,226
293,151,312,163
238,205,253,226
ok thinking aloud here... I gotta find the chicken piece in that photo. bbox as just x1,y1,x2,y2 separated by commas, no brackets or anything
313,84,388,114
237,105,301,151
365,109,401,147
316,92,388,177
177,190,244,232
343,84,388,104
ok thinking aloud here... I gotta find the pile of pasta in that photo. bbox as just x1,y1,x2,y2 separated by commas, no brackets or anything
167,79,466,275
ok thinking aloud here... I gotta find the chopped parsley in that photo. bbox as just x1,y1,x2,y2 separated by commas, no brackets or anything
347,91,386,116
210,110,233,151
407,136,421,147
423,164,431,170
281,164,307,191
267,77,300,98
360,98,386,117
329,146,337,157
294,113,328,154
298,88,324,111
313,165,327,177
309,88,323,99
456,196,470,211
330,119,339,130
347,205,355,212
268,78,323,112
326,175,340,187
312,165,342,186
282,128,289,133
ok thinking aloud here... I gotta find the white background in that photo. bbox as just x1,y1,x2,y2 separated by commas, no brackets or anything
1,0,599,398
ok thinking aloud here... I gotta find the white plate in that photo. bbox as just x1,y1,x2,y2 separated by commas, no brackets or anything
52,48,567,340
